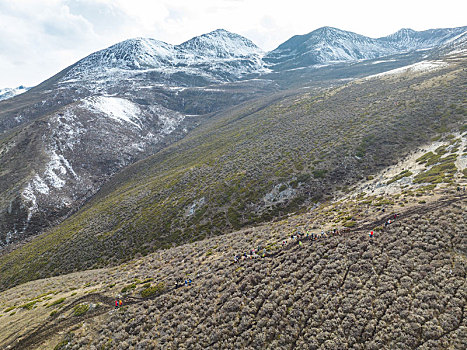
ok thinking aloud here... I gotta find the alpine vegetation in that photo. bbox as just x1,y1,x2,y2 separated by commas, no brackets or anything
0,24,466,350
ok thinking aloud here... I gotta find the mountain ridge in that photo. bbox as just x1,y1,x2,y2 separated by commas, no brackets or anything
264,25,467,70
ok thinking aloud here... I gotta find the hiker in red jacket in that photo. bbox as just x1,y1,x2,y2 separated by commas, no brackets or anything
115,300,119,309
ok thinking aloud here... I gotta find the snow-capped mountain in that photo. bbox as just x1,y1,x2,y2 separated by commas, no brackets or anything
380,26,467,50
265,25,467,70
0,85,30,101
264,27,394,69
178,29,263,59
61,29,267,91
0,29,275,247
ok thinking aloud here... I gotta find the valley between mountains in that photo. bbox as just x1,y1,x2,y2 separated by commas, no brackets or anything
0,25,466,349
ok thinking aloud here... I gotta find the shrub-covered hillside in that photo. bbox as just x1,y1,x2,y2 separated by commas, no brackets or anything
0,57,466,290
0,186,465,349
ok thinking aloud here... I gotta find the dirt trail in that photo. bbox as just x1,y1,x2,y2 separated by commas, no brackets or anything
5,194,465,350
5,292,167,349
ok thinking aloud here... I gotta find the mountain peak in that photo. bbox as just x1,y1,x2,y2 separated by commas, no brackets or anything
207,28,231,35
178,29,263,58
385,28,417,40
397,28,416,33
313,26,344,33
68,37,175,74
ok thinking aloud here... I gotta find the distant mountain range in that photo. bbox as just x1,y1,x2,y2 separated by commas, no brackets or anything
0,25,466,249
3,25,465,102
264,26,467,69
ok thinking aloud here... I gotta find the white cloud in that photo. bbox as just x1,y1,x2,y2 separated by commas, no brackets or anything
0,0,465,87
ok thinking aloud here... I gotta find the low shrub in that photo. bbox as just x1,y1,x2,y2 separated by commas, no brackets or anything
141,282,166,298
73,304,89,317
21,301,37,310
121,283,137,293
47,297,66,308
343,221,357,228
386,170,413,185
54,333,73,350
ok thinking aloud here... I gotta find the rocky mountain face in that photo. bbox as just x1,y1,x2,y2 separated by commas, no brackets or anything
0,95,192,245
264,25,467,70
0,25,465,249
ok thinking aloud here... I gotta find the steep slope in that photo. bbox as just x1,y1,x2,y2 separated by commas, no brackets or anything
0,25,465,255
0,95,193,246
1,52,464,289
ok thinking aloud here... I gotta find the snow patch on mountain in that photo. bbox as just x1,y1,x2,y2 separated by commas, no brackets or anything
0,86,30,101
46,150,79,186
22,183,39,221
371,59,396,64
366,60,448,79
83,96,142,128
20,146,81,223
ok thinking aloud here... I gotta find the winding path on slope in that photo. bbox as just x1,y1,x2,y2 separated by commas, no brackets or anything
5,194,465,350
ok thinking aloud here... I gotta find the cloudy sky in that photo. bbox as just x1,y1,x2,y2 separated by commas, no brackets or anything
0,0,465,88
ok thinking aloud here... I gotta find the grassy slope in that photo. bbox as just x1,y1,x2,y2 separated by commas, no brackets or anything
0,184,465,349
0,59,466,291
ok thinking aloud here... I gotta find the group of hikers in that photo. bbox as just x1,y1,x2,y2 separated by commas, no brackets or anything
384,213,398,227
114,299,123,309
175,278,193,289
233,227,351,263
112,211,401,307
234,212,401,263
